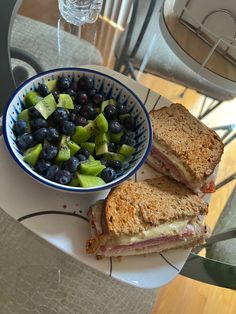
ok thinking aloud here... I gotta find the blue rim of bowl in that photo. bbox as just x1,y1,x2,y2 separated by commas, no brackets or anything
3,67,153,192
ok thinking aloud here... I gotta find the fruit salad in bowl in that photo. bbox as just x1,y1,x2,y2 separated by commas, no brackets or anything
3,68,152,193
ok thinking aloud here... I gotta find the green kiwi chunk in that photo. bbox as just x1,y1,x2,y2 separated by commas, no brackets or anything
23,143,42,167
24,91,43,108
80,142,95,154
95,142,109,155
80,160,105,176
69,176,80,187
35,93,57,119
104,152,125,162
94,113,108,132
78,174,106,188
55,145,70,164
45,80,57,93
57,94,74,109
110,131,124,143
118,144,135,156
67,140,80,156
18,109,29,121
72,126,91,144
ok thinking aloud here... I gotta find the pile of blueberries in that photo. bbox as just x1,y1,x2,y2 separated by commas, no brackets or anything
13,75,136,185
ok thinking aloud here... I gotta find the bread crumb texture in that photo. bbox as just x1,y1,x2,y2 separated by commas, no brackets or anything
105,177,208,235
150,103,224,181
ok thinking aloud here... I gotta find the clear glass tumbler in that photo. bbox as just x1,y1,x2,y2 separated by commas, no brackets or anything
58,0,103,26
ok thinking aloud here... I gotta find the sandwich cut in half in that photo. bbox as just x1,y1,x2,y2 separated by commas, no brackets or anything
147,103,224,194
86,177,208,258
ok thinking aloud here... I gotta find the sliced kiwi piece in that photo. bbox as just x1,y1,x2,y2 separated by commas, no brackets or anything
81,142,95,154
57,94,74,109
118,144,135,156
110,131,124,143
55,144,70,164
67,140,80,156
80,161,105,176
88,155,95,162
104,152,125,162
72,126,91,144
94,113,108,133
35,93,57,119
69,175,80,187
24,91,43,108
101,99,116,112
18,108,29,121
23,143,42,167
78,174,106,188
95,142,108,155
95,133,109,146
45,80,57,93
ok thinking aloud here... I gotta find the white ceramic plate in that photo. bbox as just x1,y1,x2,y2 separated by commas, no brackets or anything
0,67,193,289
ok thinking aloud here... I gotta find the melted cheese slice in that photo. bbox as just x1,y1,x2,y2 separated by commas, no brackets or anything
108,220,189,246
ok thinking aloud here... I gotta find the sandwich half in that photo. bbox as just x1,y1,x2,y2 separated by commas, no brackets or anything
147,103,224,194
86,177,208,258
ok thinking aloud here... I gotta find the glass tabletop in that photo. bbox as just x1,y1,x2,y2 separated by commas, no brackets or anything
3,0,236,288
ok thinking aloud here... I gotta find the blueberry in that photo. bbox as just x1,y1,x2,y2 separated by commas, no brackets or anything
33,128,48,143
104,105,117,120
77,147,90,158
106,159,122,171
74,116,88,127
40,145,58,161
35,160,51,176
65,88,77,101
16,133,34,150
120,133,133,145
57,77,72,91
77,76,93,91
45,165,60,181
101,167,117,183
52,108,69,123
88,88,96,98
108,142,117,153
28,107,42,119
70,104,82,114
54,170,72,185
109,120,122,134
47,128,60,144
63,157,80,172
78,92,88,105
79,105,96,120
37,83,49,97
124,116,136,130
31,118,48,131
75,153,88,162
13,120,27,135
117,103,128,115
59,120,75,136
92,93,103,106
99,158,107,166
52,90,60,102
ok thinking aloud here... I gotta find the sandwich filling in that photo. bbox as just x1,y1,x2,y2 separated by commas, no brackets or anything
148,141,216,194
86,201,207,257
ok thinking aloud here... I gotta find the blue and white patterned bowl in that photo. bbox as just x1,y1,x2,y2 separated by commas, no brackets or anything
3,68,152,193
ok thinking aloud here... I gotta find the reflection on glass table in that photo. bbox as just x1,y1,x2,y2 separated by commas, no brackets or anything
0,0,236,291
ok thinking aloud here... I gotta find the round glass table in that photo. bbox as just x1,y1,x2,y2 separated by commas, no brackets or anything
0,0,236,313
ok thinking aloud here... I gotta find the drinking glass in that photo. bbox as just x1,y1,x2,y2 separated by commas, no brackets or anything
58,0,103,26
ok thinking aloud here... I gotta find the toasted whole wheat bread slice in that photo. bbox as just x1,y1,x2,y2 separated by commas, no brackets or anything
105,177,208,235
150,103,224,182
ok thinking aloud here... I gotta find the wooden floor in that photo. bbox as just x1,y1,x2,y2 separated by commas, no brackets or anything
18,1,236,313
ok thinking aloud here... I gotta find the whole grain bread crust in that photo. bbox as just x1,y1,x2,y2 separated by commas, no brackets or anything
105,177,208,235
150,103,224,182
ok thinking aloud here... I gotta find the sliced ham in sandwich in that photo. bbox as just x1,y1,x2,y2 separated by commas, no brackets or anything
86,177,208,258
147,104,223,194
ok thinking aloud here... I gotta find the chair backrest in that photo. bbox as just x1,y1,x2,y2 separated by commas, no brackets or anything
0,0,22,116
